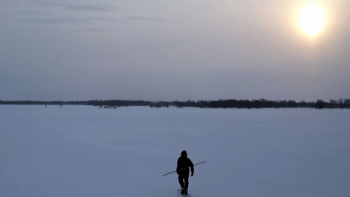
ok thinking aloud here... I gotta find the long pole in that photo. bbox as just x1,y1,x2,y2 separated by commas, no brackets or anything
162,161,206,176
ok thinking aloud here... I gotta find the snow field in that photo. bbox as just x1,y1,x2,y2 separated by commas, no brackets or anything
1,106,350,197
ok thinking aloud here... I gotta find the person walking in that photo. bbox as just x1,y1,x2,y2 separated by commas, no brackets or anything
177,150,194,194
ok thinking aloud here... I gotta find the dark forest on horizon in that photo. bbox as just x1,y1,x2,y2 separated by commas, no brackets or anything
1,99,350,109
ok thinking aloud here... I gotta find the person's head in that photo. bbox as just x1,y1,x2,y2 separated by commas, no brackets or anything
181,150,187,158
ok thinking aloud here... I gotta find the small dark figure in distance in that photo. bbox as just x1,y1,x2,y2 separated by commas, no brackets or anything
177,150,194,194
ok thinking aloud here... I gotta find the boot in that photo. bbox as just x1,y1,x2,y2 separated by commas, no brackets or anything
181,188,186,194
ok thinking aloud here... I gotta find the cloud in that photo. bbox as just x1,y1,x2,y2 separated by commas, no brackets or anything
77,27,115,32
126,16,167,22
15,10,46,16
63,4,116,12
22,16,114,25
12,2,117,26
33,1,117,12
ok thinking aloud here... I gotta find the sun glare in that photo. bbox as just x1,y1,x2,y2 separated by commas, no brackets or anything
298,3,326,37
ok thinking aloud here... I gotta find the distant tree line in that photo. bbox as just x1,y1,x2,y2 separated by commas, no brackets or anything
0,100,152,108
0,99,349,109
166,99,350,109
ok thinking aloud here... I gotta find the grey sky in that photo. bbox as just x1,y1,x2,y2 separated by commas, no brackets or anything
1,0,349,101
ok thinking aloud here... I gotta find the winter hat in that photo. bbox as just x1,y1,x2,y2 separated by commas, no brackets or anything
181,150,187,157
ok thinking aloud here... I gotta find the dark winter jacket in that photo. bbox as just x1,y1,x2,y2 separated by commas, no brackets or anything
177,152,194,175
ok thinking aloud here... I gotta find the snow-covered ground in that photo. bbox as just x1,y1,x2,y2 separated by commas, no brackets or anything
1,105,350,197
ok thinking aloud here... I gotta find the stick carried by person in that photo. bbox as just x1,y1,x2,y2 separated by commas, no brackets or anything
163,160,206,176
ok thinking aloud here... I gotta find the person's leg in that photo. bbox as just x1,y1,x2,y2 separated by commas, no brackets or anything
184,174,189,193
178,174,185,189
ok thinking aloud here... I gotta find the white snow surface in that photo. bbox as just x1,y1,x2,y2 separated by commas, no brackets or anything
1,105,350,197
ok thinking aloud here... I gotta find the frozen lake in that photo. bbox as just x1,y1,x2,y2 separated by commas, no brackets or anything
1,105,350,197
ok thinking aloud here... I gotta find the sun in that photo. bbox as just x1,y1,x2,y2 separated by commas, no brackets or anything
298,3,326,37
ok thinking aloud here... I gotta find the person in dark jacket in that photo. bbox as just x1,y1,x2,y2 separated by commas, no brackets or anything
177,150,194,194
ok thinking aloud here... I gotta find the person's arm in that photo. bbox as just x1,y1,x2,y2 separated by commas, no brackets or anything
189,159,194,176
176,158,180,174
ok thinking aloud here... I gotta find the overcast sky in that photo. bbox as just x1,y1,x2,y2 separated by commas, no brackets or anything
1,0,349,101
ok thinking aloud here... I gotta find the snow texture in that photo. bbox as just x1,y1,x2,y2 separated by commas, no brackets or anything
1,105,350,197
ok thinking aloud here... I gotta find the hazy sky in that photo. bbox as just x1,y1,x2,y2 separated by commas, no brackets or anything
1,0,349,101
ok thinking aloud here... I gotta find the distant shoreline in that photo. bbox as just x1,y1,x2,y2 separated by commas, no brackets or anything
1,99,349,109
